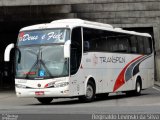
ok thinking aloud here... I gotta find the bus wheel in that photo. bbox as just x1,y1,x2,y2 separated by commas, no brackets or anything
36,97,53,104
79,81,95,102
134,80,141,96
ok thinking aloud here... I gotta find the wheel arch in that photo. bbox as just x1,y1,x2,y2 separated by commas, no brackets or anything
85,76,96,94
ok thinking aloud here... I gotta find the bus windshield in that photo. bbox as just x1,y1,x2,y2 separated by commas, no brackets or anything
16,28,70,79
16,45,69,79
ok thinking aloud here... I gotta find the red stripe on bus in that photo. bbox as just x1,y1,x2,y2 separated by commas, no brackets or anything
113,55,143,92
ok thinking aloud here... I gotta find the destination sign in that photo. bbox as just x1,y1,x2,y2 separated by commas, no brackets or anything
18,29,69,46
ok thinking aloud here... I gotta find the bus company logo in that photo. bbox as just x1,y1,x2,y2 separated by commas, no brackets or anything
92,54,98,66
37,84,41,87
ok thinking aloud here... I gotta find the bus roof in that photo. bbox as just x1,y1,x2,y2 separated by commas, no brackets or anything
20,19,151,37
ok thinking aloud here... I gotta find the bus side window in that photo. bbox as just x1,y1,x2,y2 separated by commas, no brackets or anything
130,36,138,54
137,36,145,54
84,41,90,51
107,37,116,52
112,39,119,52
71,27,82,75
144,37,152,54
118,37,130,53
83,28,100,52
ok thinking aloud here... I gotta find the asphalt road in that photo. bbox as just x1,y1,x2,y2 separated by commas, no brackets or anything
0,86,160,120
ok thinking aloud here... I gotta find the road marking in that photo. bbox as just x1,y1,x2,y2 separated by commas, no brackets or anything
153,86,160,92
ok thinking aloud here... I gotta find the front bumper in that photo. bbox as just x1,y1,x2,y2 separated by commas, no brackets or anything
16,86,71,98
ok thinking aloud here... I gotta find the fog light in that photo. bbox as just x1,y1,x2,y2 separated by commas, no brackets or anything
64,90,69,93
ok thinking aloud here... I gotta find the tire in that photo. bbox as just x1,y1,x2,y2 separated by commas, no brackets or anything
125,80,141,96
37,97,53,104
96,93,109,99
79,81,95,102
133,80,141,96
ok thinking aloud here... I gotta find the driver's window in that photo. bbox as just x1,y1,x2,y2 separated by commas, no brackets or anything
71,27,82,75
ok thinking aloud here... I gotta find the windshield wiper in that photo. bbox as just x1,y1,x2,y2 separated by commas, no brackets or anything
26,50,54,79
39,51,54,78
40,60,54,78
25,50,39,79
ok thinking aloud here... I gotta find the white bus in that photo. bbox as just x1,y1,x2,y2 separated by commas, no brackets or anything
11,19,154,104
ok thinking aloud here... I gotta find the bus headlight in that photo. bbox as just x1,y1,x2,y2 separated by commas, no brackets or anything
54,82,69,88
15,84,27,88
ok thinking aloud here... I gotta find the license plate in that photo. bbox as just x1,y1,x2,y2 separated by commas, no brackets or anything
35,91,44,96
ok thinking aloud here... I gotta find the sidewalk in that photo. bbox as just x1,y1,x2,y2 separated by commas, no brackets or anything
154,81,160,87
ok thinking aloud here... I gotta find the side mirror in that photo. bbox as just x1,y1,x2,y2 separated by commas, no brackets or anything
4,43,15,62
64,40,71,58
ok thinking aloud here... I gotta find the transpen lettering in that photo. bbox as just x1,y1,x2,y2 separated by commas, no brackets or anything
99,56,125,63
